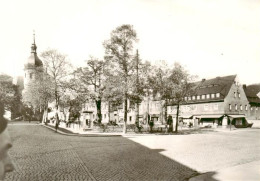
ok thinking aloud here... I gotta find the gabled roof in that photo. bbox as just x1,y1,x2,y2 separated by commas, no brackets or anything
185,75,237,104
243,84,260,104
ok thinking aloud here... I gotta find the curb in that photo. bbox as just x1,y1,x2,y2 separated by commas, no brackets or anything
42,124,122,137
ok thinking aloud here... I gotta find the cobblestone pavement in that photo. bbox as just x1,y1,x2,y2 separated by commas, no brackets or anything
5,123,197,181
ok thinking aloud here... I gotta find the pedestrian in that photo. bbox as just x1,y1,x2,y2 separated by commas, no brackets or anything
0,103,15,180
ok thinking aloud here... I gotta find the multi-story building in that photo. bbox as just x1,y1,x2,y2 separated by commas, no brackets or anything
243,84,260,119
80,101,110,128
167,75,253,127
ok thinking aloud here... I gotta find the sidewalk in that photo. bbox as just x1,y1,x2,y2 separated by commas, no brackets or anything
189,160,260,181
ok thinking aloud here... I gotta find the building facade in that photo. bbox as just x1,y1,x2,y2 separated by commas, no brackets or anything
243,84,260,119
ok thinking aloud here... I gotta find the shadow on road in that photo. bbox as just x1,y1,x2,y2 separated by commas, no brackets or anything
5,123,220,181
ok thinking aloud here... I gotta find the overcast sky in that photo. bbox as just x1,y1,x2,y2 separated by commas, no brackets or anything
0,0,259,84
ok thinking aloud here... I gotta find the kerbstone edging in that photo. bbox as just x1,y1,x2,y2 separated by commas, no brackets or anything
42,124,122,137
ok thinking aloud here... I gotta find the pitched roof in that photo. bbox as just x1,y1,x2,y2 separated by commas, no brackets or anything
185,75,237,103
243,84,260,104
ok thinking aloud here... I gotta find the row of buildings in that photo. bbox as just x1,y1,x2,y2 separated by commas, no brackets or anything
79,75,260,129
21,34,260,129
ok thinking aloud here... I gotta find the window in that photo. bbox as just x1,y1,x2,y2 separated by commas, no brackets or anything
211,94,215,98
129,116,132,122
234,92,236,98
229,104,232,111
216,93,220,98
206,94,210,99
235,104,237,111
245,105,248,111
25,73,26,78
188,97,191,101
251,106,253,111
202,95,205,99
184,97,187,101
30,73,33,79
256,107,258,111
238,93,240,98
240,105,242,111
192,96,196,100
197,95,200,100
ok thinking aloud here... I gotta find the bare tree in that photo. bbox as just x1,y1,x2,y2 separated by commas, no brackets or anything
41,49,71,131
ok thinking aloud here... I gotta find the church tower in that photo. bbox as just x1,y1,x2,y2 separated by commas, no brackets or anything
24,32,43,91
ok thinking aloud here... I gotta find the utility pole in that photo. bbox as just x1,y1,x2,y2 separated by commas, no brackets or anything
135,50,140,129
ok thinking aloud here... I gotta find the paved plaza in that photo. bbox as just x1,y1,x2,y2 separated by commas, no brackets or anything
4,122,260,181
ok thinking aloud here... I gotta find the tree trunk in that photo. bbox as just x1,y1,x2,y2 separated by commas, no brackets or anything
175,103,180,133
108,101,110,123
123,95,127,134
135,102,140,132
55,91,60,132
42,107,47,124
96,99,102,124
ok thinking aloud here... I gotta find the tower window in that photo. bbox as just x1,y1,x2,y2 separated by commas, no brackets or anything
30,73,33,79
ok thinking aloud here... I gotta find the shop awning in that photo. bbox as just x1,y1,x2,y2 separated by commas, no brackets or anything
227,115,245,118
199,115,223,119
179,115,193,119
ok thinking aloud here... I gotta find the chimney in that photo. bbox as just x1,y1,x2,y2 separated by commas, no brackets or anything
243,84,247,89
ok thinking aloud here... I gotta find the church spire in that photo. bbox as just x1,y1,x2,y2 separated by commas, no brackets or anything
33,30,35,44
31,30,37,54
